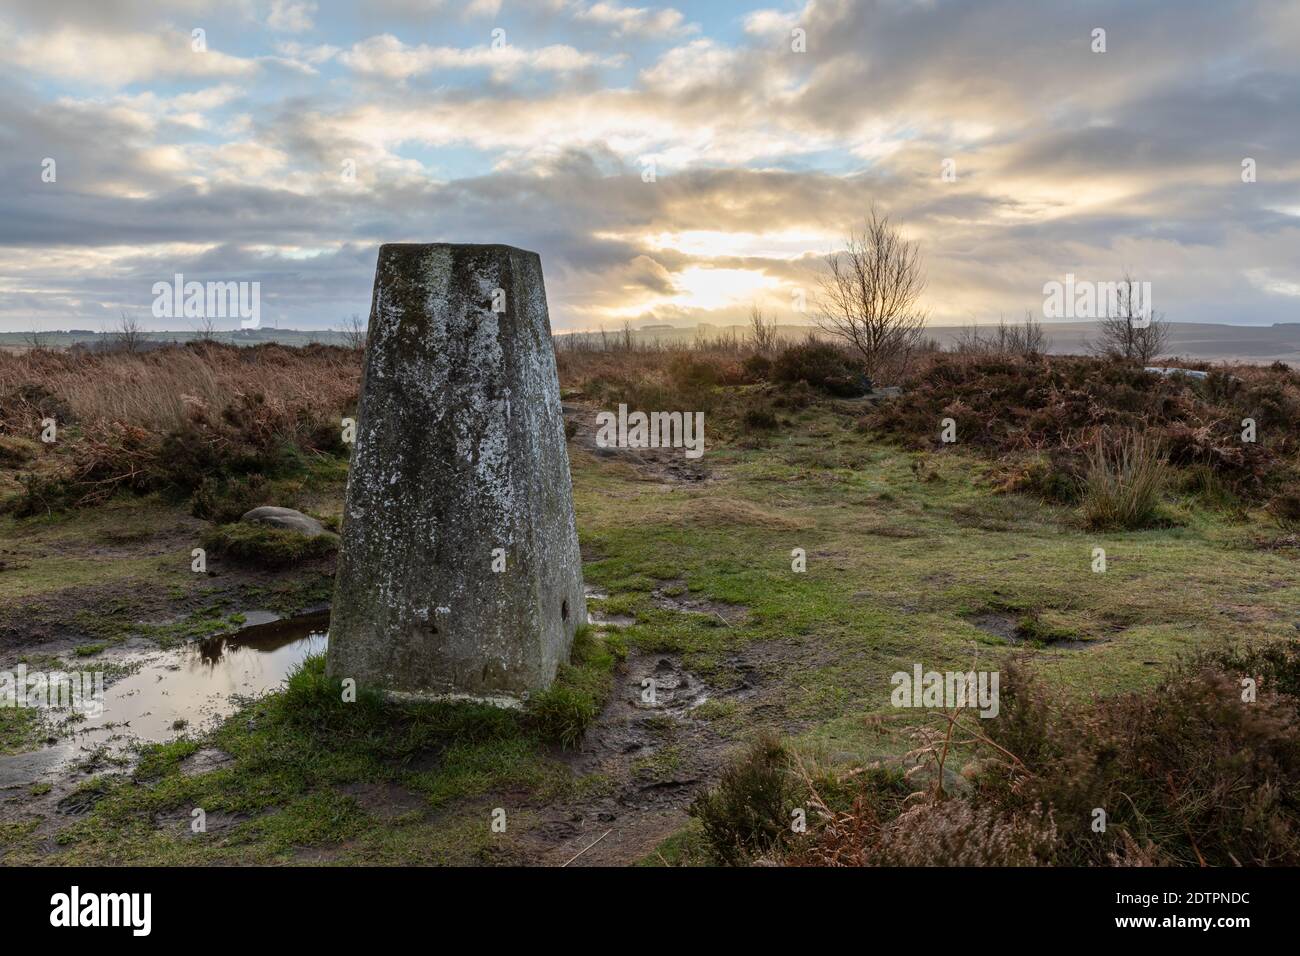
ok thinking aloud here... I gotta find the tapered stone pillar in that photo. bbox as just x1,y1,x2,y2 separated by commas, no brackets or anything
327,243,586,706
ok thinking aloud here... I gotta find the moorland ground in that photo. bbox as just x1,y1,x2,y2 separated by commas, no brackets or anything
0,340,1298,865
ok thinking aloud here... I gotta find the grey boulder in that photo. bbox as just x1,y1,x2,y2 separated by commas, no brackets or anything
240,506,328,537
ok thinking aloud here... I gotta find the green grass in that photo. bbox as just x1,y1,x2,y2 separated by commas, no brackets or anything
2,397,1297,864
5,627,624,864
0,705,47,756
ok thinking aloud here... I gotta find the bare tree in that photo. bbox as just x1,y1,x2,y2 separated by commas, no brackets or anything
193,313,219,343
1011,310,1048,356
815,206,928,379
22,324,53,351
748,303,778,354
1090,274,1168,365
114,311,144,353
956,312,1048,357
340,313,368,351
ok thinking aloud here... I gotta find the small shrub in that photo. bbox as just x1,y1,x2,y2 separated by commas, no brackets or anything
190,474,273,522
1000,453,1082,504
1244,381,1300,431
742,402,779,431
772,380,815,411
1080,430,1166,530
977,650,1300,866
1267,483,1300,530
741,353,774,382
0,383,74,431
0,435,38,467
2,473,80,517
689,732,798,865
772,342,868,397
200,522,338,568
667,355,720,392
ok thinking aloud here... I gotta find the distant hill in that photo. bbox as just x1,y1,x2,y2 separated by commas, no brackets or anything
557,321,1300,364
3,321,1297,364
0,328,353,353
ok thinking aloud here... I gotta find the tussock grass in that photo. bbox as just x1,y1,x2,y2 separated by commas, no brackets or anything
526,625,624,748
1081,430,1167,530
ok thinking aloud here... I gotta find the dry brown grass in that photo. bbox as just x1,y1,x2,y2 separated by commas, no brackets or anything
0,342,360,436
0,344,363,515
692,643,1300,867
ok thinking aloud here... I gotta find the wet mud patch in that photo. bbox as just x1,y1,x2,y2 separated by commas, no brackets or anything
156,806,257,839
860,521,927,539
965,605,1091,650
649,580,750,626
968,610,1021,643
516,650,719,865
179,747,234,777
0,562,331,659
56,778,112,816
0,610,329,791
515,632,817,866
564,402,712,485
339,781,429,824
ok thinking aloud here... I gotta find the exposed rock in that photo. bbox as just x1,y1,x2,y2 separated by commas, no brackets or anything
327,243,585,706
240,506,327,537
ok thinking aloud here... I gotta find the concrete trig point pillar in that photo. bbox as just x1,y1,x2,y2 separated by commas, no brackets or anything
327,243,586,707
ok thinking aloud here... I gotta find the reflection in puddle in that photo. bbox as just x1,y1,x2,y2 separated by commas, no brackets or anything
0,611,329,788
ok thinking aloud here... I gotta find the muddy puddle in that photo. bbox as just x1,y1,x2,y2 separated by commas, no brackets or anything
0,611,329,789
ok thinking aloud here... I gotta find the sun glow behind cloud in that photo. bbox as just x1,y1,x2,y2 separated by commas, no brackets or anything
669,266,775,311
623,229,837,260
0,1,1298,331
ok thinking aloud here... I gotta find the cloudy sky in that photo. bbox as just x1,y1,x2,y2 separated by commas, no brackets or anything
1,0,1298,333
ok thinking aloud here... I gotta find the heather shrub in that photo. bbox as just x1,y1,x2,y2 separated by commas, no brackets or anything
976,650,1300,866
1267,483,1300,530
998,451,1083,504
689,733,800,865
0,435,39,467
705,644,1300,867
772,342,868,397
865,353,1297,501
741,353,774,383
741,399,779,431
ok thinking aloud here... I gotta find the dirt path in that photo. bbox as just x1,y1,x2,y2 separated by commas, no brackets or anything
514,632,816,866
